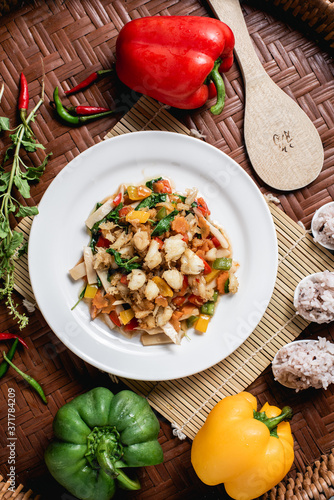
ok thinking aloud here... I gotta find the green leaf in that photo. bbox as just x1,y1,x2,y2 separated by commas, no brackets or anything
145,177,163,190
135,193,167,210
0,116,10,131
8,231,24,256
21,139,46,153
0,216,10,239
151,210,179,237
3,144,14,163
106,248,141,273
16,205,38,217
14,176,30,199
17,241,28,258
0,172,10,193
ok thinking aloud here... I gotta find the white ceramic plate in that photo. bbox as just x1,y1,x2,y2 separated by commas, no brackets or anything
29,131,278,381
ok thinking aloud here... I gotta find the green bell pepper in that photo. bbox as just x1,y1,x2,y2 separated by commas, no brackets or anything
45,387,164,500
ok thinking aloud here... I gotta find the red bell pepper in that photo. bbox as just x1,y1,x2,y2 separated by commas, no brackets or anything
116,16,234,115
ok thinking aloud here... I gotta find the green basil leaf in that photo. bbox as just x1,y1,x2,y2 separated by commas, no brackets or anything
145,177,163,190
151,210,179,237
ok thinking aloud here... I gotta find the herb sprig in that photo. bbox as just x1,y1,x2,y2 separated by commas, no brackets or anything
0,79,51,328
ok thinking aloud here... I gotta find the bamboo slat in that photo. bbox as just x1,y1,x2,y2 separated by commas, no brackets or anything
14,96,334,441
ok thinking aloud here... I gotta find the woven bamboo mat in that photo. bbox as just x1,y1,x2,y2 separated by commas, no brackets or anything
0,0,334,498
13,94,333,442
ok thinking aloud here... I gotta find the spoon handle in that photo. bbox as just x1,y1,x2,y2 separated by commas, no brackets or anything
208,0,264,81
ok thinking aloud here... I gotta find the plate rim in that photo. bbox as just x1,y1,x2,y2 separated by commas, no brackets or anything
29,131,278,380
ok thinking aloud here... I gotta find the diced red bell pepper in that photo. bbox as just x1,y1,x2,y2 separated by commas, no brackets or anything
120,275,128,285
188,294,204,307
182,233,189,244
179,276,188,296
172,296,187,307
199,257,212,275
153,179,172,194
96,234,111,248
119,206,133,218
113,192,122,206
196,197,211,217
124,317,139,331
211,236,221,248
154,237,164,249
109,311,121,327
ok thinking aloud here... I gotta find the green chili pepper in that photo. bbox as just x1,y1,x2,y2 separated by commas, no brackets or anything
0,338,19,379
186,315,199,328
212,257,232,270
156,206,167,220
53,87,113,125
3,352,47,404
151,210,178,237
200,302,215,316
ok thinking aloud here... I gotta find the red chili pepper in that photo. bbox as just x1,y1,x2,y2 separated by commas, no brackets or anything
18,73,29,112
66,105,112,116
124,317,138,331
0,333,28,350
65,69,114,95
96,234,111,248
113,193,122,207
109,311,121,327
196,197,211,217
116,16,235,115
199,257,212,275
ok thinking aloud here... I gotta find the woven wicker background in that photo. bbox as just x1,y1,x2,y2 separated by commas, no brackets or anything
0,0,334,499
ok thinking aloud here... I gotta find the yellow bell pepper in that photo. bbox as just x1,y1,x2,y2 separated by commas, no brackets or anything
204,268,220,283
84,284,98,299
119,308,135,325
195,314,210,333
126,210,150,223
127,185,152,200
191,392,294,500
151,276,173,297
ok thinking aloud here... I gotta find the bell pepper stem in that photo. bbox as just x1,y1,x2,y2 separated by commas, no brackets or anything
209,58,226,115
254,406,293,436
96,436,141,491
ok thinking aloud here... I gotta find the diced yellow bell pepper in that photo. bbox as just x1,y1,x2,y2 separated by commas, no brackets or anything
84,284,98,299
204,268,221,283
126,210,151,223
152,276,174,297
127,185,152,200
119,308,135,325
195,314,210,333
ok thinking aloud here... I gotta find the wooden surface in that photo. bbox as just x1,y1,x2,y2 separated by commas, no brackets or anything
208,0,324,191
0,0,333,499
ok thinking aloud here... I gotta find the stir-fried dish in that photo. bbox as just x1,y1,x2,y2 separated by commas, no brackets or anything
69,177,239,346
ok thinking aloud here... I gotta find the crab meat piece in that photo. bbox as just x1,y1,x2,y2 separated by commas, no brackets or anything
145,280,160,301
144,239,162,269
162,269,183,291
156,306,173,327
133,230,150,251
163,234,187,262
128,269,147,291
180,248,205,275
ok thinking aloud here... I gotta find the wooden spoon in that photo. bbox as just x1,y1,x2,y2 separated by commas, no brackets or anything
207,0,324,191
